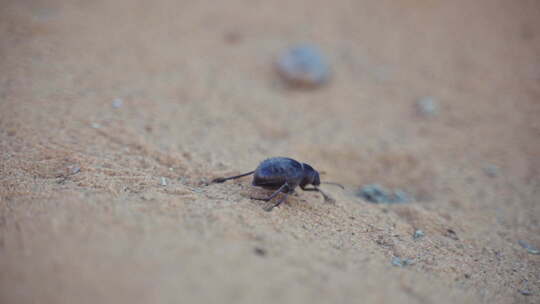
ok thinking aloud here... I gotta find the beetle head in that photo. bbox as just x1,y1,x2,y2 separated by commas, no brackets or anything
301,163,320,187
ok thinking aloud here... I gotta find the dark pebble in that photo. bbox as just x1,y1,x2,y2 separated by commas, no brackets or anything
446,229,459,240
254,247,267,257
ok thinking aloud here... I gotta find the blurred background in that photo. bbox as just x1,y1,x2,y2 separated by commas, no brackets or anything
1,0,539,303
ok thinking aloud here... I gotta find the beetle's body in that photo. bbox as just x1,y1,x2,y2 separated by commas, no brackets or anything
253,157,313,191
212,157,329,211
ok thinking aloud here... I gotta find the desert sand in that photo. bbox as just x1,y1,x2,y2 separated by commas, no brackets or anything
1,0,539,303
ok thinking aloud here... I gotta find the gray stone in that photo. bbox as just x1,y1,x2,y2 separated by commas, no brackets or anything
413,230,425,240
391,256,414,267
112,98,123,109
416,97,438,116
276,45,330,87
357,184,412,204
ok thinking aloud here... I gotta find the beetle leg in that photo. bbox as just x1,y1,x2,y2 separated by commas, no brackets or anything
251,183,289,202
300,186,334,203
264,194,289,212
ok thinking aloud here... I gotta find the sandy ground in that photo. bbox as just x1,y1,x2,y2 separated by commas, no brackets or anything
1,0,539,303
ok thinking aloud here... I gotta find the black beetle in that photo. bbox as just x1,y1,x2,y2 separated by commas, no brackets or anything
212,157,342,211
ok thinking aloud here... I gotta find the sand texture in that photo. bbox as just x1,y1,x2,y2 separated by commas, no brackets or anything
1,0,539,303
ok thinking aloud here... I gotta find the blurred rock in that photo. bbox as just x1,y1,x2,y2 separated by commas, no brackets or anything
416,97,438,116
112,98,123,109
276,45,330,87
413,230,425,240
391,256,414,267
253,247,266,257
518,240,540,255
357,184,411,204
483,165,499,177
518,288,532,296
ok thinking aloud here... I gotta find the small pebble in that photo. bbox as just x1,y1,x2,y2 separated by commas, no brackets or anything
276,44,330,87
483,165,499,177
254,247,266,257
391,256,414,267
518,288,532,296
112,98,123,108
446,228,459,240
160,177,168,186
91,122,101,129
68,165,81,175
357,184,411,204
223,30,243,44
413,230,425,240
518,240,540,255
416,97,438,116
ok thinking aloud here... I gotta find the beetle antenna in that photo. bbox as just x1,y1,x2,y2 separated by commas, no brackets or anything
212,171,255,183
321,181,345,189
